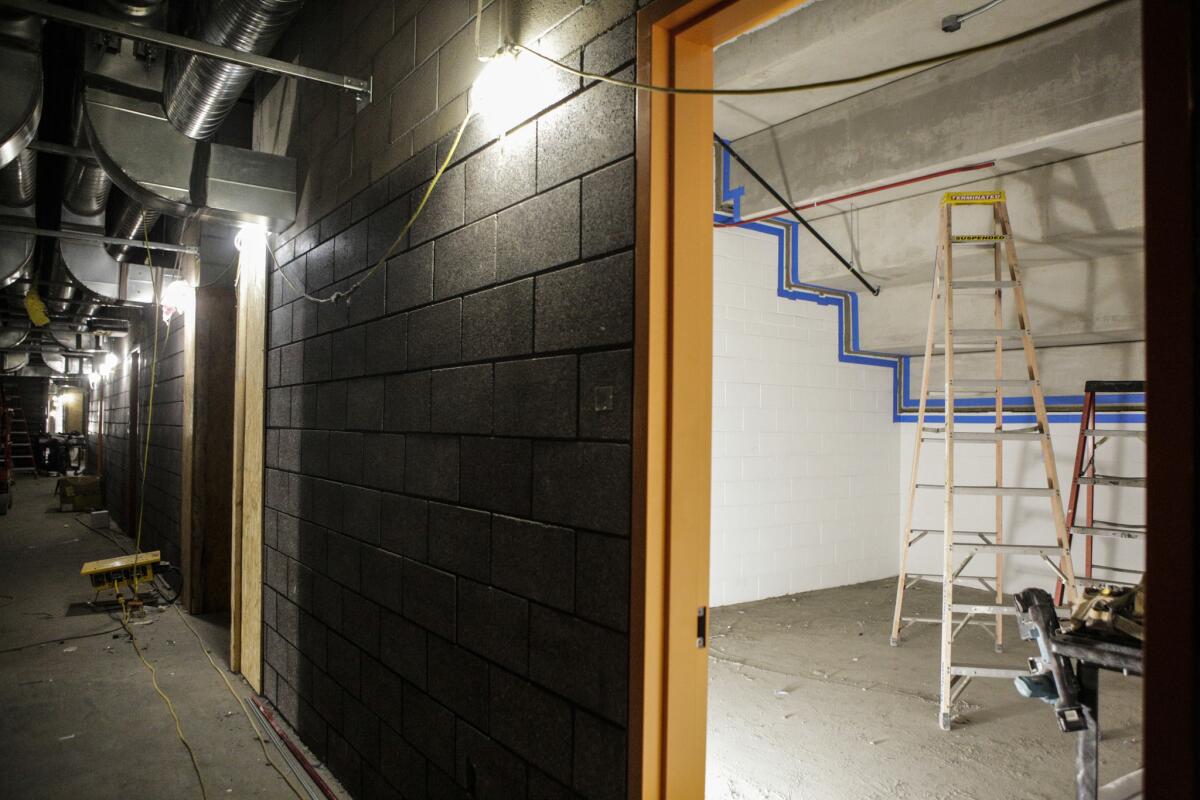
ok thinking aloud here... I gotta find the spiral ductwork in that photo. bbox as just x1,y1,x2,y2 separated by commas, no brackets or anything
164,0,305,140
62,105,113,219
105,192,161,262
0,147,35,208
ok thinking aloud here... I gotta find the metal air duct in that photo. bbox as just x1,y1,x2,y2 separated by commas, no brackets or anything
0,14,41,291
163,0,304,140
105,191,160,262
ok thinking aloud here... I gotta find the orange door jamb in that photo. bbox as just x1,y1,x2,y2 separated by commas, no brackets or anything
631,1,811,797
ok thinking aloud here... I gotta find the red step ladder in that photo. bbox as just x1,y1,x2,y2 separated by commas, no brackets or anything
1055,380,1146,605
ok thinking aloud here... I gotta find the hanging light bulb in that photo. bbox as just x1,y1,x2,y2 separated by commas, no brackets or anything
470,48,558,138
98,352,119,376
162,279,195,321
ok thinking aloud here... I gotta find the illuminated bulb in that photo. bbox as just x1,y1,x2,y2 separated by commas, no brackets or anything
235,224,268,253
162,278,195,321
87,372,101,389
98,352,119,376
470,49,558,138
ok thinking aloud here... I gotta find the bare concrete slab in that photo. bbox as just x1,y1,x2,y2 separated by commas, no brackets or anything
707,579,1142,799
0,478,344,799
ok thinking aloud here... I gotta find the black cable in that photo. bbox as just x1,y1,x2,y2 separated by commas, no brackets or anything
0,625,125,655
714,134,881,296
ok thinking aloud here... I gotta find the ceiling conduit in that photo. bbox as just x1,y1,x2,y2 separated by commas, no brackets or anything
164,0,305,141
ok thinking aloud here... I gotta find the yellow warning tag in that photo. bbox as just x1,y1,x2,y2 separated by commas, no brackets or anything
24,288,50,327
942,190,1006,205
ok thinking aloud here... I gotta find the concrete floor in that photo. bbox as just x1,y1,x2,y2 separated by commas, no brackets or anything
706,579,1143,800
0,478,342,799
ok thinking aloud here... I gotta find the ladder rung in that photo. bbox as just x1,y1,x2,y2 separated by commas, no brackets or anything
918,484,1055,497
950,328,1027,340
952,280,1018,290
1092,564,1142,575
1078,475,1145,488
1076,576,1140,588
953,379,1032,389
1084,429,1145,439
951,543,1062,556
952,431,1044,442
950,234,1010,244
1070,524,1145,539
950,664,1028,678
911,528,996,537
951,603,1072,616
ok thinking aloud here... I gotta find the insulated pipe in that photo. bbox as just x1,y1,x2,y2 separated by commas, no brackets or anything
163,0,305,140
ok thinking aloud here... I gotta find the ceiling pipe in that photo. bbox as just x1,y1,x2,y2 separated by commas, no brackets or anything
105,190,160,262
164,0,305,140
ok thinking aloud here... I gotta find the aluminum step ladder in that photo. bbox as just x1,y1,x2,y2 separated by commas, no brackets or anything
1054,381,1146,604
888,190,1078,730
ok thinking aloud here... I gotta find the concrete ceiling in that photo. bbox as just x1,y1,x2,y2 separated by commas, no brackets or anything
713,0,1112,140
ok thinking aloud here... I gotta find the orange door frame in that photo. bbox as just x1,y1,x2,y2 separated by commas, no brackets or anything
631,2,810,797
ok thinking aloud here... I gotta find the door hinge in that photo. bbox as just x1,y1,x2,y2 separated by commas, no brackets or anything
696,606,707,648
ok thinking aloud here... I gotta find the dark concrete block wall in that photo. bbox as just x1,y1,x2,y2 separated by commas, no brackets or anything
99,309,186,566
258,1,639,798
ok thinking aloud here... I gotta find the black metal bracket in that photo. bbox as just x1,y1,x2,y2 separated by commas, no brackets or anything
713,133,881,296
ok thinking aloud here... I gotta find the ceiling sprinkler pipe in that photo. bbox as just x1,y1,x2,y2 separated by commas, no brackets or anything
163,0,305,140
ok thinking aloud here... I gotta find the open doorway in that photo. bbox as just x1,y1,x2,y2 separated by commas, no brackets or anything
633,0,1173,797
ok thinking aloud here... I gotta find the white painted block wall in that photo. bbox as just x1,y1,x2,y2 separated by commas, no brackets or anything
710,227,900,607
898,421,1146,594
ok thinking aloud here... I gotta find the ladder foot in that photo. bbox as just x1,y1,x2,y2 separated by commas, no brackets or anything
889,636,900,647
939,712,953,731
994,644,1004,654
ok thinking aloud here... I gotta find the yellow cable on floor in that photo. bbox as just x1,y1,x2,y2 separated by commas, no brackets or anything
172,605,305,800
118,600,208,800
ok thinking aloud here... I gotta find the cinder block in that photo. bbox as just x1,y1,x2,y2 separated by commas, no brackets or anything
306,239,336,289
402,558,457,640
360,653,404,733
300,520,328,573
301,429,330,476
328,431,364,484
341,590,381,657
346,265,386,326
461,279,533,362
496,181,580,281
407,299,462,369
385,371,431,432
457,579,528,674
581,156,634,258
380,723,427,799
493,356,577,438
362,433,405,493
360,545,403,613
346,376,386,431
573,710,627,800
489,669,572,784
404,434,459,501
532,441,631,535
334,219,368,281
364,314,407,375
402,682,456,774
459,436,531,517
316,380,348,430
537,76,635,190
415,0,470,62
342,692,381,767
380,608,428,687
410,165,465,246
430,364,493,435
428,502,491,582
578,348,632,441
331,325,366,379
575,531,629,632
380,492,428,559
434,216,497,299
529,604,628,723
428,635,489,730
582,16,635,76
327,530,361,590
281,341,305,385
492,515,574,611
327,629,362,694
270,304,292,349
534,252,633,352
343,484,382,545
465,123,536,224
386,243,434,313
